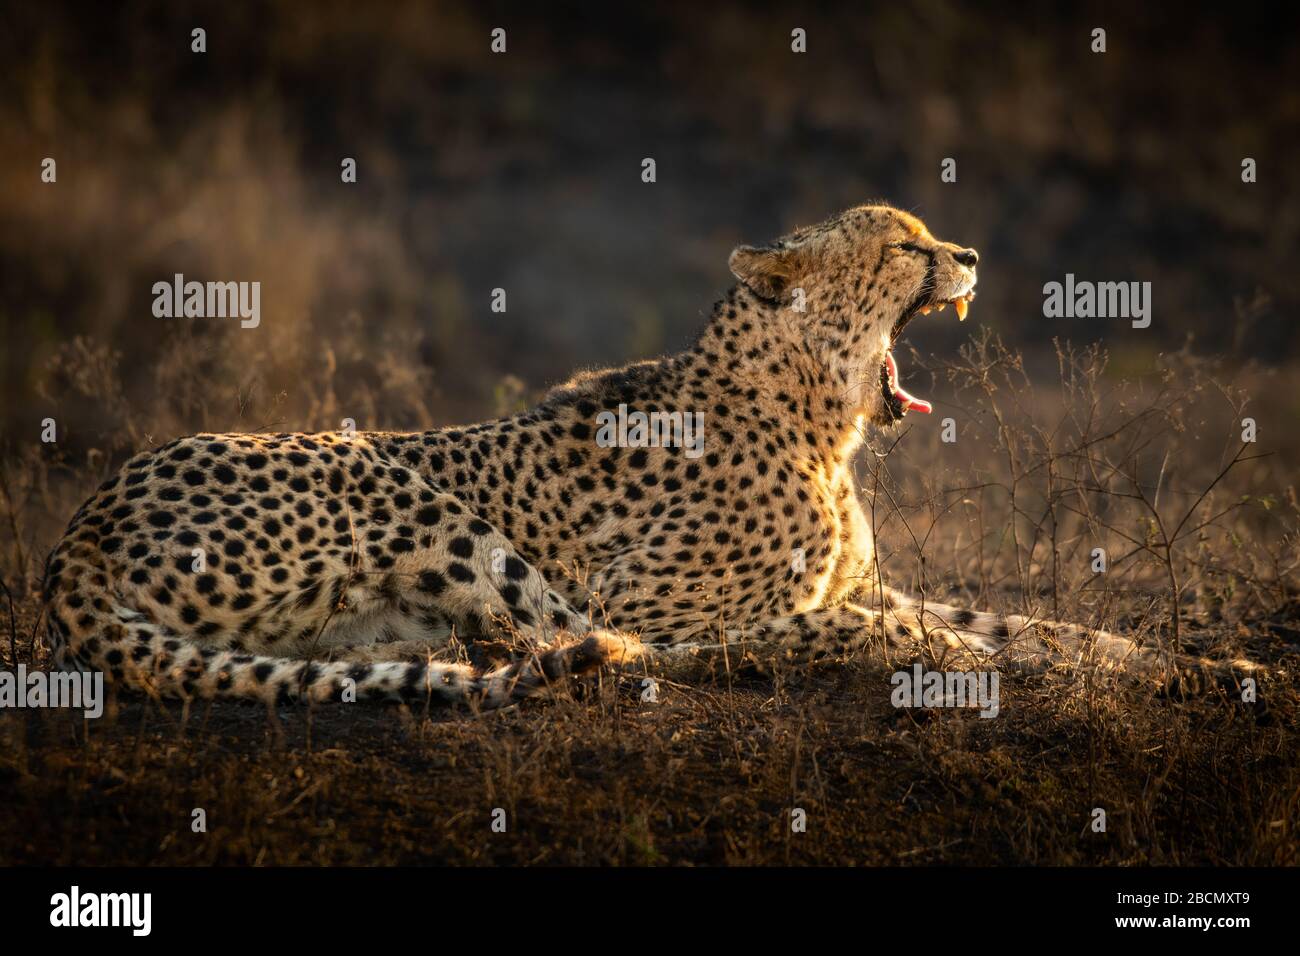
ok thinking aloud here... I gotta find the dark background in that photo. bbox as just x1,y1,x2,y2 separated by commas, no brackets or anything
1,2,1297,870
1,0,1297,435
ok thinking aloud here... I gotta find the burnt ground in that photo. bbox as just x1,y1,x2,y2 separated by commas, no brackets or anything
2,596,1296,867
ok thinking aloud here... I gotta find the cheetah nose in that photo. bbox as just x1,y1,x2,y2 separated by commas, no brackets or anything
953,248,979,267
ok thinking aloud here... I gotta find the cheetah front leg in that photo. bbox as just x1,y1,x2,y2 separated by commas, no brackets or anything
639,604,900,682
654,598,1148,676
653,595,1259,696
871,587,1262,692
641,600,1036,682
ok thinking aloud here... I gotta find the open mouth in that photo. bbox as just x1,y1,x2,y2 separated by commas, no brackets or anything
880,292,975,419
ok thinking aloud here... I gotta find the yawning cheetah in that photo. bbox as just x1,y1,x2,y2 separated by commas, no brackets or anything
41,203,1256,708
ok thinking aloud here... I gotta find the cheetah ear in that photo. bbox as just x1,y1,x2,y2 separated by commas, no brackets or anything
729,244,799,301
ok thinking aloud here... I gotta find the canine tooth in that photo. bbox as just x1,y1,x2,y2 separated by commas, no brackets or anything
955,297,968,320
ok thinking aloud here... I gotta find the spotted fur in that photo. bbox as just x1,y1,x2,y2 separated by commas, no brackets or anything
41,203,1256,709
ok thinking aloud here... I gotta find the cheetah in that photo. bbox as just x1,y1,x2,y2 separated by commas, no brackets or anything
41,203,1257,709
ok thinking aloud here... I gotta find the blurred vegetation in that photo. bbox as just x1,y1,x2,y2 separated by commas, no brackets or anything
0,0,1297,559
2,2,1296,422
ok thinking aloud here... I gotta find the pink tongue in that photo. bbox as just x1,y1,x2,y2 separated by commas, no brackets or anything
885,351,932,414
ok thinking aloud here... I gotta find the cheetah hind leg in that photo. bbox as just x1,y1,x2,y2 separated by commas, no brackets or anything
322,628,645,676
631,603,1032,683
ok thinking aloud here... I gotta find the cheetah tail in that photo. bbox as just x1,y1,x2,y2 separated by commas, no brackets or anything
44,583,641,709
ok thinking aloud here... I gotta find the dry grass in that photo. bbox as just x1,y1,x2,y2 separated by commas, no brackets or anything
1,1,1295,868
0,334,1296,866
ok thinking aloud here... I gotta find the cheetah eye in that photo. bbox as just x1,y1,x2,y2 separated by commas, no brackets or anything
888,241,931,256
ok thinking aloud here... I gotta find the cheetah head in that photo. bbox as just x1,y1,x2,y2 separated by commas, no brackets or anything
729,203,978,428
